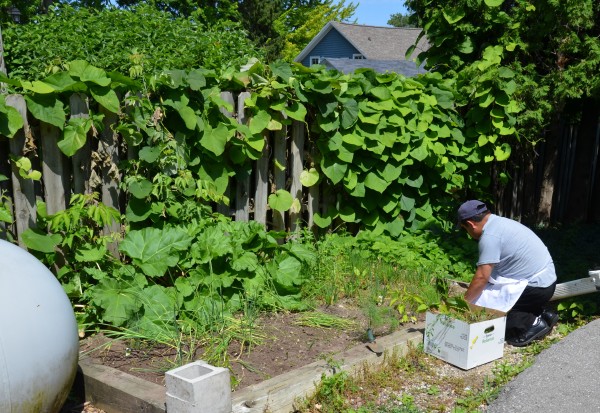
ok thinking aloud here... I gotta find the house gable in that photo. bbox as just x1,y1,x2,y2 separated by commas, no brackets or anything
295,21,429,67
297,24,362,66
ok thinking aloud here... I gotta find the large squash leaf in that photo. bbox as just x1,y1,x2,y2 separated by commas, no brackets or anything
119,227,193,277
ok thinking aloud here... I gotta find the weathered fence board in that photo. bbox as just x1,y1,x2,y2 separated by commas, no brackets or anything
289,121,304,232
217,91,236,218
6,94,35,245
71,93,92,195
235,92,251,222
99,105,121,256
273,126,287,232
40,121,69,215
254,134,269,225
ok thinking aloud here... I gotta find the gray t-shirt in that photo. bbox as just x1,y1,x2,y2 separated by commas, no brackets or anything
477,214,557,287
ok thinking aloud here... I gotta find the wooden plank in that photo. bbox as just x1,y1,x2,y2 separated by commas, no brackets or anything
6,94,36,245
78,357,166,413
231,325,423,413
217,92,235,217
70,93,91,194
289,121,304,232
272,126,287,232
235,92,251,222
254,133,269,225
40,121,69,214
99,106,121,257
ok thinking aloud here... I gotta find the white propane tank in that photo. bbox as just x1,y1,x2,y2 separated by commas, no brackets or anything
0,239,79,412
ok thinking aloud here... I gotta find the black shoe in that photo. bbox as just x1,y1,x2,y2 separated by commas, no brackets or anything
506,317,551,347
542,309,559,329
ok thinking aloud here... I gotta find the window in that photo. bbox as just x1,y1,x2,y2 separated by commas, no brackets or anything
310,56,321,66
353,54,365,60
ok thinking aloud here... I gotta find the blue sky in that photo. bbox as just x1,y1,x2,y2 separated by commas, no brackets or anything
352,0,409,27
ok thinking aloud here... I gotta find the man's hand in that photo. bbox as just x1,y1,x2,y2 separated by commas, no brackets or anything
464,263,494,303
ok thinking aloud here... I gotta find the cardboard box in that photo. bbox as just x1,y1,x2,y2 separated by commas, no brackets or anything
423,307,506,370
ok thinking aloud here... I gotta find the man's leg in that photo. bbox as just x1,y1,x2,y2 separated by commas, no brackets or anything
506,282,556,341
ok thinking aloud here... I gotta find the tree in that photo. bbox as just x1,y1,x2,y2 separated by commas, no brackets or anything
406,0,600,141
387,12,415,27
114,0,239,20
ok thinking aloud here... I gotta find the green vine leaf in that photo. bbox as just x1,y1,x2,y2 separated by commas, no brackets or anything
494,143,512,161
10,155,41,180
21,229,62,253
299,168,320,187
284,101,307,121
24,94,66,129
341,99,359,129
128,179,153,199
68,60,112,87
90,85,120,113
442,8,466,24
59,117,92,156
268,189,293,212
321,158,348,184
0,96,24,137
201,123,232,156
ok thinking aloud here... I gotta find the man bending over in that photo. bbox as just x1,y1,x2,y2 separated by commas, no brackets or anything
458,200,558,347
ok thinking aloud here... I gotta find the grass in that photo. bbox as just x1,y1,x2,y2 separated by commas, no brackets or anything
297,329,573,413
295,311,357,329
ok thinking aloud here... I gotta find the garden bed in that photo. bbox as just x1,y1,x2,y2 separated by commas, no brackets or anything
78,299,392,391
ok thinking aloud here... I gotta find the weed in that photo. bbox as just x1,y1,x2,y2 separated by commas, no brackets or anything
295,311,357,330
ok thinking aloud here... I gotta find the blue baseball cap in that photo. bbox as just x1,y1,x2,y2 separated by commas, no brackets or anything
457,200,488,222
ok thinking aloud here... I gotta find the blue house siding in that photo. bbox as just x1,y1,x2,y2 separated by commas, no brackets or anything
300,28,361,66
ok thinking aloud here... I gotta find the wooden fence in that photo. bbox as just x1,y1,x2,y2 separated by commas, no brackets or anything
494,107,600,226
0,91,334,245
1,91,599,246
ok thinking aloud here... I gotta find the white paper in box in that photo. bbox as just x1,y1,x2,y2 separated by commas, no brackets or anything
423,308,506,370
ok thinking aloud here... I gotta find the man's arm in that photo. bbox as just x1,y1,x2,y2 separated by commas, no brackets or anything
464,263,494,303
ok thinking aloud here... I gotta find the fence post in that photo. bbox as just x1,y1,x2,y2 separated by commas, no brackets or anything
235,92,251,222
70,93,91,195
254,133,269,225
289,121,304,232
40,122,69,215
99,106,121,256
6,94,36,245
217,92,235,217
273,124,287,232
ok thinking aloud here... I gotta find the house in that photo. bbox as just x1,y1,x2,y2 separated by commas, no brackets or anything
294,21,429,76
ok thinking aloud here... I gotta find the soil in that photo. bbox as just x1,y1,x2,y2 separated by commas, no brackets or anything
76,300,377,390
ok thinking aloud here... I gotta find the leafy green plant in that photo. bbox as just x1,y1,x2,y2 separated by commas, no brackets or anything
557,297,597,322
302,370,351,413
0,174,12,227
3,4,263,80
21,193,121,301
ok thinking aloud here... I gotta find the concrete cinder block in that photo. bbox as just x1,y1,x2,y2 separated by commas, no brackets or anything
165,360,231,413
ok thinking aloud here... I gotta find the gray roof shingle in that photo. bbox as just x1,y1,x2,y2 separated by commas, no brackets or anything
320,58,427,76
295,21,429,63
330,22,429,60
